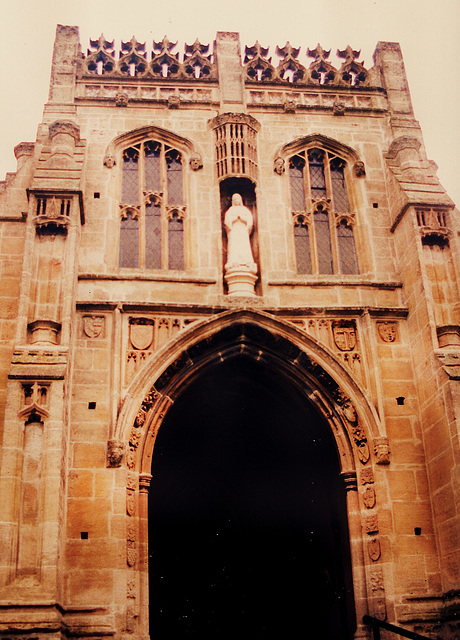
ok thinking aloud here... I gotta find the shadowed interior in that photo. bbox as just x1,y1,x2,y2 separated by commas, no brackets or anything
149,357,355,639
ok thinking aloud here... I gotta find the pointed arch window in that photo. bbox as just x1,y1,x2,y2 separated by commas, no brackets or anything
119,141,185,270
288,148,358,275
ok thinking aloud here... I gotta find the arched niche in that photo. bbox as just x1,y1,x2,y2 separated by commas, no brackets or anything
219,177,261,295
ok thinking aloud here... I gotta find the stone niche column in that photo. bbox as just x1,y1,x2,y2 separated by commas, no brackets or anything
340,471,369,640
16,411,45,579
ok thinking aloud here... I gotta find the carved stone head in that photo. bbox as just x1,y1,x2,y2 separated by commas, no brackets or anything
103,153,116,169
189,153,203,171
274,157,285,175
107,440,124,467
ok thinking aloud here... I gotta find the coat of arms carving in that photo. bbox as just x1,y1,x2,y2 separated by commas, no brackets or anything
377,321,397,343
82,315,105,338
332,321,357,351
129,319,154,351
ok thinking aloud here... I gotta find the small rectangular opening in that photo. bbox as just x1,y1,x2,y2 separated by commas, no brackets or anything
88,402,96,410
94,192,100,199
80,531,89,539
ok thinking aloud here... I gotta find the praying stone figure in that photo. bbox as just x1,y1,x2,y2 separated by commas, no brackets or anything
224,193,258,296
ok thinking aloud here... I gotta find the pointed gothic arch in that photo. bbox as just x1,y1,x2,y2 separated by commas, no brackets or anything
115,309,384,639
116,309,381,472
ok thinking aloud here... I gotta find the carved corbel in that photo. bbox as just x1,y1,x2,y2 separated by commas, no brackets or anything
374,436,391,465
284,99,297,113
273,157,285,175
107,439,124,467
333,97,346,115
103,153,116,168
189,153,203,171
115,91,129,107
354,160,366,177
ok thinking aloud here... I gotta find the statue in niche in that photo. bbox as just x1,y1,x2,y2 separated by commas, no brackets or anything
224,194,257,272
223,193,258,296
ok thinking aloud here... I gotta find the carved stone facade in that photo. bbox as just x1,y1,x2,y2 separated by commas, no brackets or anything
0,26,459,640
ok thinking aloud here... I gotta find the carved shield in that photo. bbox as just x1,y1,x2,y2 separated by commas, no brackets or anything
333,322,357,351
83,315,104,339
126,490,136,516
363,485,376,509
368,538,381,562
377,321,397,343
130,321,154,350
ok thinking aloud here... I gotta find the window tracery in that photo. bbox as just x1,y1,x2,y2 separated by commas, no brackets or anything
119,141,185,270
288,148,358,275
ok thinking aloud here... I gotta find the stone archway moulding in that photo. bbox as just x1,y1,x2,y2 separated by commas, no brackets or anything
114,308,384,475
103,124,204,168
115,309,387,639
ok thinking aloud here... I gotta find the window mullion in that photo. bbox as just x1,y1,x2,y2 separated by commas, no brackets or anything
138,143,146,269
161,144,168,270
306,152,319,273
324,154,339,273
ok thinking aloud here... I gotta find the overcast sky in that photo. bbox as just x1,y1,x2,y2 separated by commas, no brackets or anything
1,0,459,206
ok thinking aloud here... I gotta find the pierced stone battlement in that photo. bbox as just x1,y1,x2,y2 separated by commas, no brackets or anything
77,33,380,89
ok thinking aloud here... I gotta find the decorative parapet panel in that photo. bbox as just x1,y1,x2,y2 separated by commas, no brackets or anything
80,35,217,81
243,41,381,88
209,113,260,182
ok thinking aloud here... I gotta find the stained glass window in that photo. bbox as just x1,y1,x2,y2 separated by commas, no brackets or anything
119,141,185,270
288,148,358,275
294,220,311,274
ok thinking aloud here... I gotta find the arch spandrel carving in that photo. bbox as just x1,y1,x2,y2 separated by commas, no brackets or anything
115,309,383,475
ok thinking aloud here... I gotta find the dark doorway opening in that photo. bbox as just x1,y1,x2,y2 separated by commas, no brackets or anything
149,357,355,639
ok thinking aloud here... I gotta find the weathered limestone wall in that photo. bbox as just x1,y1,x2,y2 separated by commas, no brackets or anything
0,24,458,640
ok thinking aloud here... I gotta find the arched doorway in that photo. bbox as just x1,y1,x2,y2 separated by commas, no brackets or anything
148,356,355,639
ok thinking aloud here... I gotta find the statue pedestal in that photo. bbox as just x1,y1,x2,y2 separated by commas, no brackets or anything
225,265,257,297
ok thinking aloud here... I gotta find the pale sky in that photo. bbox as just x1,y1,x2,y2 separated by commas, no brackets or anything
1,0,459,206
